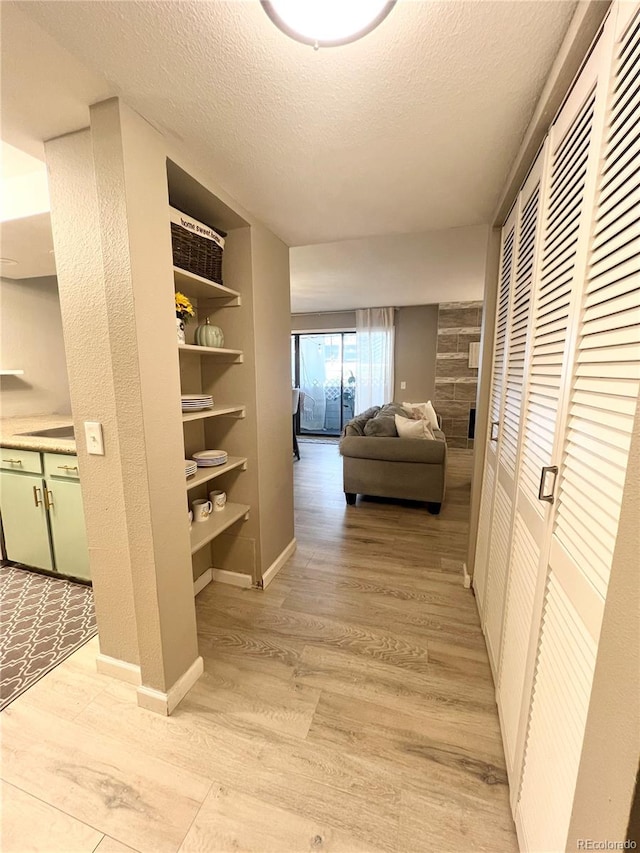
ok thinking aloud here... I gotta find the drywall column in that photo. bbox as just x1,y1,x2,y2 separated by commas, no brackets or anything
251,224,295,580
46,128,140,674
46,97,201,712
566,402,640,847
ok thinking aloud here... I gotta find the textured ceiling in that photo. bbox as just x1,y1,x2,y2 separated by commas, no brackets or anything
11,0,577,247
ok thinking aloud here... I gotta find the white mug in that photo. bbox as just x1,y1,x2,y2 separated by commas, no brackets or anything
188,510,193,529
192,499,213,522
209,490,227,512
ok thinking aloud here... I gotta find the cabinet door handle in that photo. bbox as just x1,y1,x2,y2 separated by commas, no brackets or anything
33,486,44,507
538,465,559,503
4,458,23,465
44,489,54,510
490,421,500,442
57,465,78,472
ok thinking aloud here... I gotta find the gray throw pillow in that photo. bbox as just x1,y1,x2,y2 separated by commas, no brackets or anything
364,412,399,437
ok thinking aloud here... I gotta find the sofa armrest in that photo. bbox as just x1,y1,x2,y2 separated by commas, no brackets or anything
339,435,446,464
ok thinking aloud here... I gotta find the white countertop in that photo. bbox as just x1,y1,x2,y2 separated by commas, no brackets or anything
0,415,77,455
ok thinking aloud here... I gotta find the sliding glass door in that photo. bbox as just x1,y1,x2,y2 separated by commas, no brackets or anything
291,332,356,436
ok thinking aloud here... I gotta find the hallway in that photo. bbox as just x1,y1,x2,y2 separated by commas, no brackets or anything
1,444,517,853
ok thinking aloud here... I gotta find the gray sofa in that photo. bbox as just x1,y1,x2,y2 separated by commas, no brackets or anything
339,404,447,514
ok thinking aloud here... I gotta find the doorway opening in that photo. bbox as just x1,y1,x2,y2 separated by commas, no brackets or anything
291,332,356,436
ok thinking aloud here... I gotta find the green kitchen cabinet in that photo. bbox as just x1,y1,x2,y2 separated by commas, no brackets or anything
0,451,90,581
47,476,91,580
0,469,53,571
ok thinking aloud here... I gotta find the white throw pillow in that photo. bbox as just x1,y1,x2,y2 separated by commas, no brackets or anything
402,401,439,431
395,414,435,440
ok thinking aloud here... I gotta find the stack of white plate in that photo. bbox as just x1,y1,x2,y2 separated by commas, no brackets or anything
185,459,198,478
181,394,214,412
193,450,228,468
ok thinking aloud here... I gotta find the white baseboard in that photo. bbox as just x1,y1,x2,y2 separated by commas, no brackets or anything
261,538,297,589
211,568,252,588
136,655,204,716
193,568,213,596
96,653,142,686
462,562,472,589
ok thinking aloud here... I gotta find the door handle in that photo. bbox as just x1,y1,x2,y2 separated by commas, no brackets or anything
57,465,78,472
538,466,559,503
44,489,54,510
490,421,500,442
4,458,23,465
33,486,44,507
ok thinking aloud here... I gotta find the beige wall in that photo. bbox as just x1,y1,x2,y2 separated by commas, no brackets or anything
291,225,489,313
393,305,439,403
252,224,295,571
292,312,356,333
0,275,71,418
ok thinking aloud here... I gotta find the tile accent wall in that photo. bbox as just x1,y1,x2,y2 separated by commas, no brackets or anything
434,301,483,449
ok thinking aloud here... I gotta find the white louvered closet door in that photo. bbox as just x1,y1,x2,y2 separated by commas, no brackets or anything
502,28,607,811
483,154,546,673
517,5,640,851
472,208,516,614
494,147,547,772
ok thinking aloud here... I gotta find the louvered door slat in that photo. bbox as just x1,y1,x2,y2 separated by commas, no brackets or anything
473,460,495,611
498,515,540,765
502,187,540,477
484,480,511,667
519,90,597,514
491,229,515,424
519,574,597,853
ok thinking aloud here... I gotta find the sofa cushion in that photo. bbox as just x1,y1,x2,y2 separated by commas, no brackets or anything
402,401,439,431
340,435,446,464
395,414,435,440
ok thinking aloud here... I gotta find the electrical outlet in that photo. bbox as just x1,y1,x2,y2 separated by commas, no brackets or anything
84,421,104,456
400,381,406,390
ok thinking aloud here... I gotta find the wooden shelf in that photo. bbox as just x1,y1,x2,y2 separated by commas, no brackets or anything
186,457,247,491
182,405,245,423
179,344,243,362
174,266,241,304
190,502,250,555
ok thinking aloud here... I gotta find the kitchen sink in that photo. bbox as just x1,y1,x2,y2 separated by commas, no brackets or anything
20,425,75,440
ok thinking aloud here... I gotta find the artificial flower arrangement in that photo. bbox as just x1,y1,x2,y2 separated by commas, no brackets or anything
175,291,195,323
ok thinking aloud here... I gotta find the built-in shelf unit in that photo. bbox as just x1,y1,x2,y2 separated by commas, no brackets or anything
169,158,259,594
186,457,248,492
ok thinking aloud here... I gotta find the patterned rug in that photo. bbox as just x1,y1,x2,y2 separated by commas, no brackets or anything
0,564,97,710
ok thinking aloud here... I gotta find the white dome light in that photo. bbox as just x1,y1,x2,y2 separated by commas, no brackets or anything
262,0,396,48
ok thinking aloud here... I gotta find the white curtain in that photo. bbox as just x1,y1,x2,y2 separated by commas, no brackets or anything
299,335,327,431
355,308,395,412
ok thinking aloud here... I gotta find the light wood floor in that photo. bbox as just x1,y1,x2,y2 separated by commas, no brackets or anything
0,444,517,853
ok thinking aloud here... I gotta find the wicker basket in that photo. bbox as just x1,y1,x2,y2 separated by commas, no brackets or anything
170,207,226,284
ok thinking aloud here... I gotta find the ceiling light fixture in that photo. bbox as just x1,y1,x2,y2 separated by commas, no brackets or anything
261,0,396,49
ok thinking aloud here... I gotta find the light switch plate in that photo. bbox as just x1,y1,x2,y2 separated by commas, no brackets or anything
84,421,104,455
400,381,406,390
